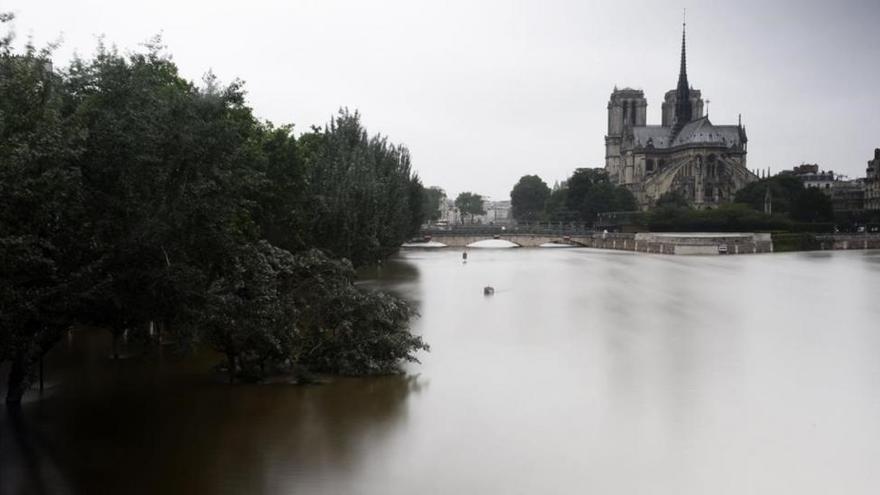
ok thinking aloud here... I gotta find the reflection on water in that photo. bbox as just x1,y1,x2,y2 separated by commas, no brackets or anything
3,249,880,494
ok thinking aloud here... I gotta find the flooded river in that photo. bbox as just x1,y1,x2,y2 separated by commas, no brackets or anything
3,248,880,494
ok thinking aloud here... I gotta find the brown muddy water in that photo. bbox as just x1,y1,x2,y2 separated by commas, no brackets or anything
2,248,880,494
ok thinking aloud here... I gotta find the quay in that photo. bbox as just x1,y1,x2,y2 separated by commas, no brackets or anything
410,227,880,255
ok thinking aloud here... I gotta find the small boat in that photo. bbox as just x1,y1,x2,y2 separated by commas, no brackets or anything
483,286,495,295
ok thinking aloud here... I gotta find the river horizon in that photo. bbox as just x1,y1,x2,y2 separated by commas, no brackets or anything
3,248,880,494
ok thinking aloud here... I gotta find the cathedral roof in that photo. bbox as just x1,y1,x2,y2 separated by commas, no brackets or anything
672,117,744,147
632,117,746,150
633,126,672,148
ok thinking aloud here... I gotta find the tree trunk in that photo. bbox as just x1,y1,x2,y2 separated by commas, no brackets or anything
227,353,236,384
157,318,170,347
111,327,122,360
6,353,29,404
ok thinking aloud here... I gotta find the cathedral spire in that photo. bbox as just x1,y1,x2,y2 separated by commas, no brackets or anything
678,14,688,86
674,14,693,131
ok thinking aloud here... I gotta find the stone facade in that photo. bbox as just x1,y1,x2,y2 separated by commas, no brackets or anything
866,149,880,211
439,198,513,225
604,24,756,210
473,200,513,226
830,179,865,213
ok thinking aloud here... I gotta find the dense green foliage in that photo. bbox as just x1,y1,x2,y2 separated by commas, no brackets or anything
655,191,690,209
421,186,445,223
790,187,833,223
454,191,485,223
626,174,836,232
643,203,833,233
297,113,426,266
734,175,804,214
771,233,822,252
517,168,636,223
0,17,427,402
734,174,833,222
510,175,550,222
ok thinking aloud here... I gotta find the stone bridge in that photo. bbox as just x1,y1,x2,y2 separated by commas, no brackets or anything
421,233,592,248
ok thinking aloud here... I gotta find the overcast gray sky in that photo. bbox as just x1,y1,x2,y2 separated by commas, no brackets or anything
6,0,880,199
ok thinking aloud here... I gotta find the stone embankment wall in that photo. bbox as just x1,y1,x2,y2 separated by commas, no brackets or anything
815,234,880,251
593,233,880,255
412,233,880,255
591,233,773,255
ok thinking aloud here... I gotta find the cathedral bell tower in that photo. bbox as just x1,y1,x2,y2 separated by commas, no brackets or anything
605,88,647,184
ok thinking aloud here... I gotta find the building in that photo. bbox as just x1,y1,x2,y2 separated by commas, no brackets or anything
473,200,513,226
784,164,865,213
604,23,755,210
866,149,880,211
438,198,513,225
789,164,835,191
831,179,865,214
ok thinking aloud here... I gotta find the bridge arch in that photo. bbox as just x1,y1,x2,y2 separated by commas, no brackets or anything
466,239,521,248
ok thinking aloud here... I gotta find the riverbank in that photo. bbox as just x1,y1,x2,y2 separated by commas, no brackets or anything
409,232,880,255
593,232,880,255
592,232,773,255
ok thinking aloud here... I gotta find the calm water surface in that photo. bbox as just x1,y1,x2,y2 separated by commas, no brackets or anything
3,248,880,494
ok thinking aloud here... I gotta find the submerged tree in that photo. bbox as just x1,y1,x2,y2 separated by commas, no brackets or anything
0,14,89,402
203,244,428,382
0,19,430,401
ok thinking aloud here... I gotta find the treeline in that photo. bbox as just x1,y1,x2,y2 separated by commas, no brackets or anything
510,168,636,223
638,175,837,232
0,17,427,403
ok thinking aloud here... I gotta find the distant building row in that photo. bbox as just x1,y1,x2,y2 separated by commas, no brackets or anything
866,149,880,211
436,198,513,226
781,149,880,214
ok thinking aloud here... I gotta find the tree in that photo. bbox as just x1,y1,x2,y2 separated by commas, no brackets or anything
612,186,638,212
556,168,635,223
288,250,428,376
510,175,550,222
654,190,691,209
454,192,486,224
791,187,833,223
735,175,804,214
421,187,446,223
202,244,428,382
0,15,88,402
544,181,574,222
296,109,424,266
0,21,430,400
203,242,298,382
66,40,265,353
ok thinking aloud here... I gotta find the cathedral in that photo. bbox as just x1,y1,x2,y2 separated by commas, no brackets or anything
604,23,756,210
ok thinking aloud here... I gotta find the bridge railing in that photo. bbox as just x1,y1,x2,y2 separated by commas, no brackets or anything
421,223,593,236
